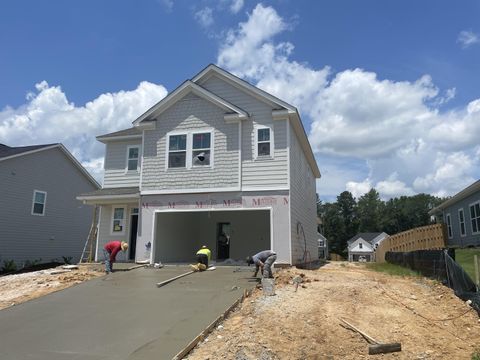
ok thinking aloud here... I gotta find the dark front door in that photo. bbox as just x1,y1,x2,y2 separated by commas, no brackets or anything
217,222,231,260
129,215,138,260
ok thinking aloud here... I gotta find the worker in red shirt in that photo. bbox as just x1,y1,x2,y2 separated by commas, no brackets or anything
103,241,128,274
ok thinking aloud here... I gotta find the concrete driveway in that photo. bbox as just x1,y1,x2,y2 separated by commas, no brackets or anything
0,266,258,360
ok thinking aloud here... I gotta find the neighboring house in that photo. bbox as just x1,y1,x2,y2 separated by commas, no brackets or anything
0,143,99,266
429,179,480,248
347,232,389,262
318,233,328,260
77,64,321,266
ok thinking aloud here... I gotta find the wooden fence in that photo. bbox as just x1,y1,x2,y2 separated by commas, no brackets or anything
376,223,447,263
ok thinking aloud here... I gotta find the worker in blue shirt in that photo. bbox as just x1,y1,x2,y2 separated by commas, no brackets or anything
246,250,277,278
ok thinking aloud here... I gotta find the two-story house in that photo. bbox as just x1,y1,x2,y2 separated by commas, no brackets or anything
77,65,321,266
0,143,99,267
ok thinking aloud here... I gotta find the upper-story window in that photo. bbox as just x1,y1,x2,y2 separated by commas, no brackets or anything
126,146,140,172
470,201,480,235
192,132,211,166
359,243,363,249
458,208,466,237
446,213,452,238
31,190,47,216
167,130,213,169
168,134,187,168
255,126,273,159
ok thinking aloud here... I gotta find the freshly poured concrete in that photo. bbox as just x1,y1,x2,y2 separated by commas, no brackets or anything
0,266,258,360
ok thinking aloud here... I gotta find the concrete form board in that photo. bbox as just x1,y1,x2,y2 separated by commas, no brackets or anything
0,267,258,360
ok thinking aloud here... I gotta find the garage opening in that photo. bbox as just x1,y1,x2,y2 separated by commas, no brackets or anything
153,210,271,263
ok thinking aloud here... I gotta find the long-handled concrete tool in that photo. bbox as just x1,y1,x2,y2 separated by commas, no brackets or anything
339,318,401,355
156,271,194,288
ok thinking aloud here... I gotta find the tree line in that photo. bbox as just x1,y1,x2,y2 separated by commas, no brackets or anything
317,189,445,257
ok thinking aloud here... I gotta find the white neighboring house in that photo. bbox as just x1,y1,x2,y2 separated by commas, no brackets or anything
347,232,389,262
318,233,328,260
77,64,321,266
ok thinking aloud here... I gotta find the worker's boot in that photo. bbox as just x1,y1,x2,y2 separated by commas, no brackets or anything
190,264,199,272
198,263,207,271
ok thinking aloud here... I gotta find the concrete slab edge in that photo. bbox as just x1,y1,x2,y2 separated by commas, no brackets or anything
172,288,254,360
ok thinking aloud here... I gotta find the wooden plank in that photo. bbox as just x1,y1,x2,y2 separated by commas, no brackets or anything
369,343,402,355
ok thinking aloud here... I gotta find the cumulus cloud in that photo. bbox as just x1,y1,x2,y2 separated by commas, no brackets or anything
195,7,214,28
0,81,168,182
458,30,479,49
217,4,480,199
229,0,244,13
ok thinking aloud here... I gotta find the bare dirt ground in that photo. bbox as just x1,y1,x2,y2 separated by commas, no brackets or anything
0,265,103,310
186,262,480,360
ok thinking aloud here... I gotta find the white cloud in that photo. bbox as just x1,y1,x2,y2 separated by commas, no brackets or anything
195,7,214,28
0,81,167,182
217,4,480,199
229,0,244,14
457,30,479,49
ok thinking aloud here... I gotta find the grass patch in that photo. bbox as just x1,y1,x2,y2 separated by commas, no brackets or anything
455,248,480,281
365,262,421,277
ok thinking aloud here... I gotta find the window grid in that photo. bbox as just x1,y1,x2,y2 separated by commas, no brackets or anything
470,202,480,235
458,208,466,237
446,213,452,238
32,190,47,216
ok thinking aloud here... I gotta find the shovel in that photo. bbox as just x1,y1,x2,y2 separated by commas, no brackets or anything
339,318,401,355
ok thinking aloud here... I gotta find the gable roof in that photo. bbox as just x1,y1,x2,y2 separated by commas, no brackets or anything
192,64,321,178
0,143,57,159
429,179,480,215
0,143,100,189
132,80,249,126
347,233,384,246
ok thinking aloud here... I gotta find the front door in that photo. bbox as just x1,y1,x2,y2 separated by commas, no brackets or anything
217,222,231,260
129,214,138,261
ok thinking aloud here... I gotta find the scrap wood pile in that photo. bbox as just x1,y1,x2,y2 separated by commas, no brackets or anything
0,265,103,310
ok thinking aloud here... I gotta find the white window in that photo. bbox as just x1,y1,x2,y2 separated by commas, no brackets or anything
470,201,480,235
446,213,452,239
458,208,466,237
166,130,214,169
111,207,126,234
255,126,272,158
359,243,363,249
31,190,47,216
192,132,211,166
126,146,140,172
168,134,187,168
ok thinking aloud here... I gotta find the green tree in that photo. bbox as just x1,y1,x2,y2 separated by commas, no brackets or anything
357,188,382,232
336,191,358,240
321,202,347,256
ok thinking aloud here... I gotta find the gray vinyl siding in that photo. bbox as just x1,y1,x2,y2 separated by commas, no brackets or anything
201,75,289,188
141,93,239,191
103,140,142,188
0,148,97,266
442,190,480,247
96,203,138,262
289,126,318,264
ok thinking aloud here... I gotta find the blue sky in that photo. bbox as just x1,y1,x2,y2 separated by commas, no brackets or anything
1,0,479,201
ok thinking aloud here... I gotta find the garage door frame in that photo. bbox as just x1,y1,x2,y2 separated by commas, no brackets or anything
150,207,273,263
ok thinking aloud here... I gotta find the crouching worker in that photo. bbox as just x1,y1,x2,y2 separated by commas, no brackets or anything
246,250,277,278
191,245,211,272
103,241,128,274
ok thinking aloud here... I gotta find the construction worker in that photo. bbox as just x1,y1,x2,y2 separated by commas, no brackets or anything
191,245,211,272
103,241,128,274
246,250,277,278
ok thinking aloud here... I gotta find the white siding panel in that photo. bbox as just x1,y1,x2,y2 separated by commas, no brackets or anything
201,75,288,188
141,94,239,191
103,140,142,188
289,125,318,265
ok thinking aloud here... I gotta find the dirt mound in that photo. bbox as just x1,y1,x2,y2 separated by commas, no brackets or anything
0,266,103,310
186,262,480,360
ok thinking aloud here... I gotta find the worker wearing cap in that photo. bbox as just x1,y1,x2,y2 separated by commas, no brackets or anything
246,250,277,278
191,245,211,272
103,241,128,274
